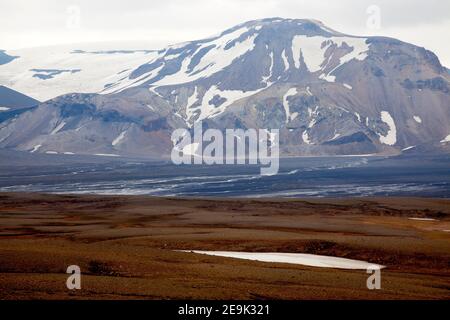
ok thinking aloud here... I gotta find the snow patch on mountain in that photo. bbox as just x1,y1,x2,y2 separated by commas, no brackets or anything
283,88,298,123
50,122,66,135
331,133,341,141
378,111,397,145
292,36,369,75
182,142,201,156
307,106,319,128
441,134,450,143
194,85,264,122
30,144,41,153
106,63,164,95
262,52,274,83
94,153,120,157
302,130,312,144
402,146,416,151
413,116,422,124
154,29,257,87
112,130,127,146
281,49,290,71
292,36,326,71
308,118,317,128
185,86,200,122
319,73,336,83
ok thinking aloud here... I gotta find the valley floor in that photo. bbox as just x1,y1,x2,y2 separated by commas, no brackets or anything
0,193,449,300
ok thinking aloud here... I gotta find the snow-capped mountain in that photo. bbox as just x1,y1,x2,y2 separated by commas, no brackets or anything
0,18,449,158
0,45,157,101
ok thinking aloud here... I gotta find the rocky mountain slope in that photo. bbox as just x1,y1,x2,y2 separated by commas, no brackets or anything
0,18,449,158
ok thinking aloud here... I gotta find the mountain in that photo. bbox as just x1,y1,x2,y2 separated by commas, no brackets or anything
0,18,449,158
0,50,18,66
0,85,39,109
0,45,157,101
0,86,39,123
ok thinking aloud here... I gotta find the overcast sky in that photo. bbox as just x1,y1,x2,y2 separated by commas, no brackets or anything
1,0,449,66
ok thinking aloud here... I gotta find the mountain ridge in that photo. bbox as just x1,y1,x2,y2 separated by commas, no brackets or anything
0,18,449,158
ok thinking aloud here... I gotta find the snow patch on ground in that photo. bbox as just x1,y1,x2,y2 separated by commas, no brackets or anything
181,251,385,270
408,217,437,221
378,111,397,146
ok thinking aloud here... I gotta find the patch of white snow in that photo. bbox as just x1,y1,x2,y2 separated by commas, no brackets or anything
112,130,127,146
378,111,397,146
181,251,385,270
50,122,66,135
